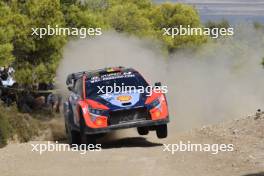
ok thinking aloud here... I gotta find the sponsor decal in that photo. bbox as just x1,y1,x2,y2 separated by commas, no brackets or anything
90,72,135,83
117,95,132,102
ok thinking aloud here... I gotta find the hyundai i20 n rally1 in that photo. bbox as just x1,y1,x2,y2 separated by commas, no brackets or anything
63,67,169,144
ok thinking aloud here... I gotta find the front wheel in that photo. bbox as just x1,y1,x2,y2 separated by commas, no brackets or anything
66,123,80,145
80,117,96,145
156,124,168,139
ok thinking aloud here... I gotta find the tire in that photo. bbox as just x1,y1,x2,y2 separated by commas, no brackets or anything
156,124,168,139
85,135,96,145
0,80,3,97
66,123,80,145
80,116,96,145
137,127,149,135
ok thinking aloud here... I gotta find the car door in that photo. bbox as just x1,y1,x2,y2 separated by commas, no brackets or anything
70,78,83,126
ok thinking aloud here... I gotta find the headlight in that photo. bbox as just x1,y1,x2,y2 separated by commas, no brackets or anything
149,98,160,109
88,107,105,115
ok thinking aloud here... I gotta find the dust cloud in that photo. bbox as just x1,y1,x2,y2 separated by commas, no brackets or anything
57,24,264,132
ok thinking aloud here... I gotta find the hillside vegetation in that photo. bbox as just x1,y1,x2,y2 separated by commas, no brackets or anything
0,0,207,84
0,105,39,147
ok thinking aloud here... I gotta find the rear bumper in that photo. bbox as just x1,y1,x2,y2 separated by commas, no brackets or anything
84,118,169,134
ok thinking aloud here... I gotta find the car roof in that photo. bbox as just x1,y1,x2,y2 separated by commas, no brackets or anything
86,67,138,80
66,67,139,86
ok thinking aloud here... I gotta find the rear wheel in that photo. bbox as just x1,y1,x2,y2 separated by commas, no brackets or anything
156,124,167,139
137,127,149,135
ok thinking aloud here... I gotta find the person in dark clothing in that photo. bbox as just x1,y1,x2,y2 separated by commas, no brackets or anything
0,67,8,81
47,93,62,113
16,91,35,113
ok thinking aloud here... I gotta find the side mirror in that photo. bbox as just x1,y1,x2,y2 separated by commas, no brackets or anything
67,86,73,91
154,82,162,87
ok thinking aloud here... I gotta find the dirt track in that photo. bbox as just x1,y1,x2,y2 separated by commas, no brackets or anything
0,114,263,176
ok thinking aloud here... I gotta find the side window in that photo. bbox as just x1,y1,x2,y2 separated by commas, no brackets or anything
74,79,83,97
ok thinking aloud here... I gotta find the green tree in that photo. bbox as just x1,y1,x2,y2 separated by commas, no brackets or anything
13,0,67,84
107,3,154,37
254,22,264,30
0,2,15,66
1,0,209,85
149,3,207,51
205,19,230,29
64,4,107,29
107,0,152,9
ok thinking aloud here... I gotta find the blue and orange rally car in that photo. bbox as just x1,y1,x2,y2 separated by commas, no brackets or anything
64,67,169,145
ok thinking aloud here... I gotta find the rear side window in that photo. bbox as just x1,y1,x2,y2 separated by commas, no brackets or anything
74,79,83,97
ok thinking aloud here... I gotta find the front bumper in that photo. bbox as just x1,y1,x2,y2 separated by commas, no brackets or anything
84,118,169,134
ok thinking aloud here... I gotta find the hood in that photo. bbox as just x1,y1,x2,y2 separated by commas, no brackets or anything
89,91,148,110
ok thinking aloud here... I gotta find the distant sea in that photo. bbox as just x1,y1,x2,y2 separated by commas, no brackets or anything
154,0,264,23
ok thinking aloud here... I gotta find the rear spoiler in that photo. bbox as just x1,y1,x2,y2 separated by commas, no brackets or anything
66,71,89,86
66,67,126,86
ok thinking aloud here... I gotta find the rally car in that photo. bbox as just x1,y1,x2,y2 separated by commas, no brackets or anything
64,67,169,145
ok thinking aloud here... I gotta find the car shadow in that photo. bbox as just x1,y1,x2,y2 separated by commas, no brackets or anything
57,136,162,149
100,137,163,149
242,172,264,176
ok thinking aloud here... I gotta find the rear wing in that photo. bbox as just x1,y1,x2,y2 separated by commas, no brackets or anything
66,71,90,88
66,67,126,88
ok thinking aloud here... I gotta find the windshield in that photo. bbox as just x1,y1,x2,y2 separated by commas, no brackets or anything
85,73,148,97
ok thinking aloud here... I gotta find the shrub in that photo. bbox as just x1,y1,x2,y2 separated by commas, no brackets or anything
0,113,10,148
0,105,39,148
